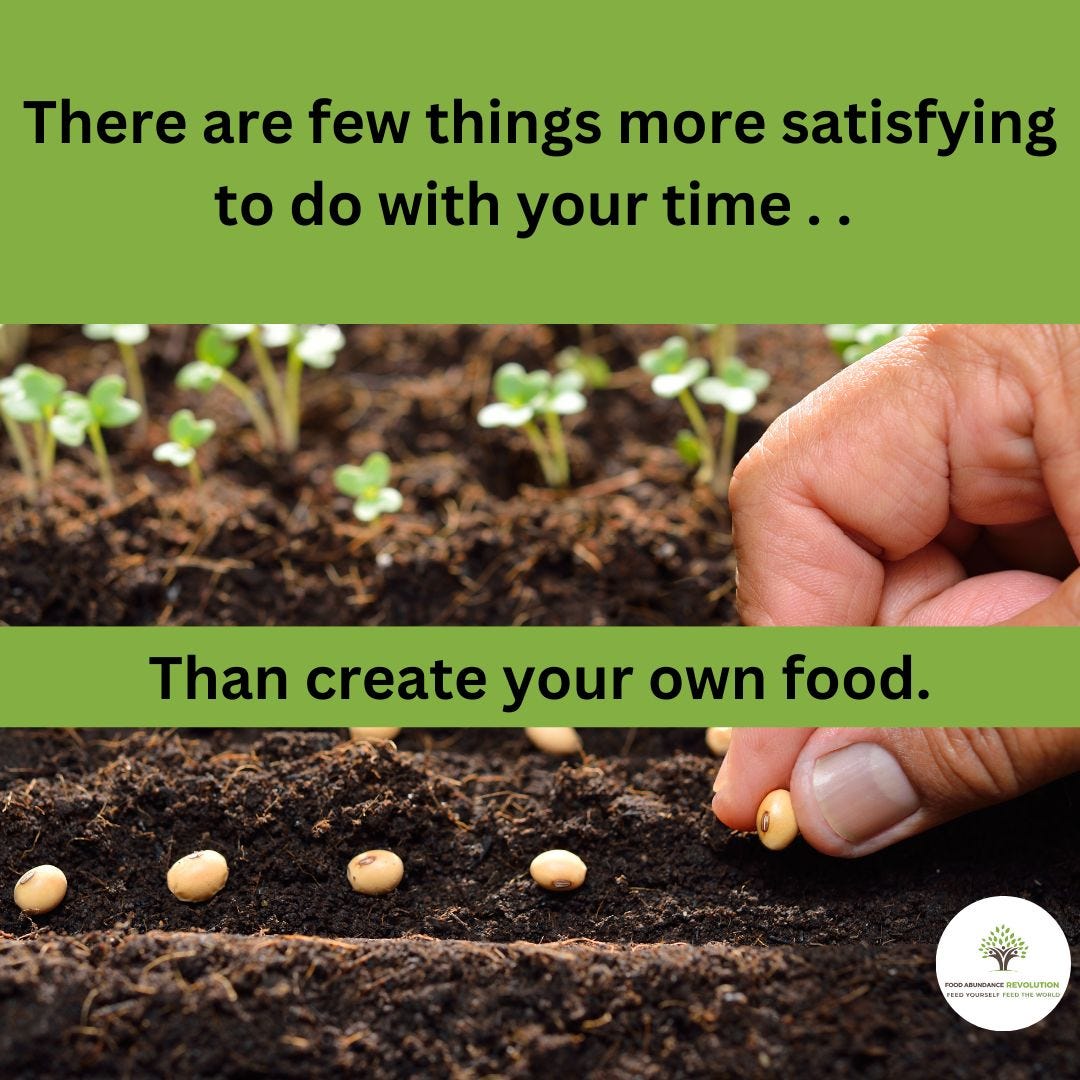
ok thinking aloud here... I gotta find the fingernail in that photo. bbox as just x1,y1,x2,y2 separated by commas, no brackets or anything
812,743,920,843
712,768,724,794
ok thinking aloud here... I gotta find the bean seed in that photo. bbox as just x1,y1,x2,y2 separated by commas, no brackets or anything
167,849,229,902
13,864,67,915
525,727,582,756
530,849,587,892
705,727,732,756
349,727,401,742
348,850,404,895
756,790,799,850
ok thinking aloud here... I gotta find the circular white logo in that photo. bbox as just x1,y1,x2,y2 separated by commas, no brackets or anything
936,896,1071,1031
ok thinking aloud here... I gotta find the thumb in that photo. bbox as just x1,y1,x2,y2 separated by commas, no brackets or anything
1000,566,1080,625
789,727,1080,857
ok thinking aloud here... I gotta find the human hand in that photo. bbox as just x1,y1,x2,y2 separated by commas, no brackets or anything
714,325,1080,855
729,324,1080,627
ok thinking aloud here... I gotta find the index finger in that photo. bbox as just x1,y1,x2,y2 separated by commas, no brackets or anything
730,331,952,625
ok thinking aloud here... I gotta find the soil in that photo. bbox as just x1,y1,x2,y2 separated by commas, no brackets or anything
1,729,1077,1077
0,324,840,627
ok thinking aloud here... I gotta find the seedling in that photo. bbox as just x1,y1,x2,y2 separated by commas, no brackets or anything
0,364,67,495
1,365,66,499
83,324,149,427
0,383,36,497
756,789,798,851
286,324,345,451
347,850,404,896
13,864,67,915
478,362,587,487
166,849,229,903
695,357,771,484
182,324,345,451
50,374,142,499
334,451,403,522
824,324,915,364
178,326,276,447
530,849,587,892
640,337,768,491
154,409,216,487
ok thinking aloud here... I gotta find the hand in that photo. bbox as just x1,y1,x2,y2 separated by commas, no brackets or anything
712,727,1080,857
713,325,1080,855
730,324,1080,627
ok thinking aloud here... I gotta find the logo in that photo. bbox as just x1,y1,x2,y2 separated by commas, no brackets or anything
978,925,1027,971
936,896,1070,1031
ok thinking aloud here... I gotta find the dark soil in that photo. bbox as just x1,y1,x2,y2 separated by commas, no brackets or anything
1,729,1076,1078
3,933,1075,1080
0,325,840,627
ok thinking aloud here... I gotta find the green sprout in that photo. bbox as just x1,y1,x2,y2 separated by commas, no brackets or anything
82,324,150,428
50,374,142,500
556,346,611,390
178,326,276,448
640,336,768,491
0,364,66,495
639,337,715,482
824,324,916,364
284,324,345,451
212,324,290,446
334,452,403,522
154,409,216,487
477,363,587,487
695,357,770,485
182,324,344,452
1,376,40,499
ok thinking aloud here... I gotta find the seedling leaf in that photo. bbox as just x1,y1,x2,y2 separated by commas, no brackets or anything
177,361,225,392
478,402,535,429
296,324,346,369
195,326,239,369
154,442,197,467
334,452,402,523
169,409,216,448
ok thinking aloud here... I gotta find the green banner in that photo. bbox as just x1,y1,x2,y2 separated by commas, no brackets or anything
0,626,1074,726
1,1,1075,321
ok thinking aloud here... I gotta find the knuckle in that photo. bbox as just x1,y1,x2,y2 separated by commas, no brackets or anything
918,728,1023,806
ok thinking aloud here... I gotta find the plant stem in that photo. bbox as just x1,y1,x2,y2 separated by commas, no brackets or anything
188,459,203,488
118,342,148,432
522,420,559,486
2,410,38,499
678,388,715,485
87,422,114,500
218,369,276,448
39,411,56,484
717,409,739,494
282,347,303,452
247,330,288,445
710,324,737,375
544,411,570,486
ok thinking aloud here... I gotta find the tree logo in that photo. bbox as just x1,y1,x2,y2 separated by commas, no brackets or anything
978,924,1027,971
938,897,1069,1031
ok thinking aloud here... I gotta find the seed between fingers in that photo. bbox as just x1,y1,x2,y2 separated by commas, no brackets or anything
756,789,799,851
